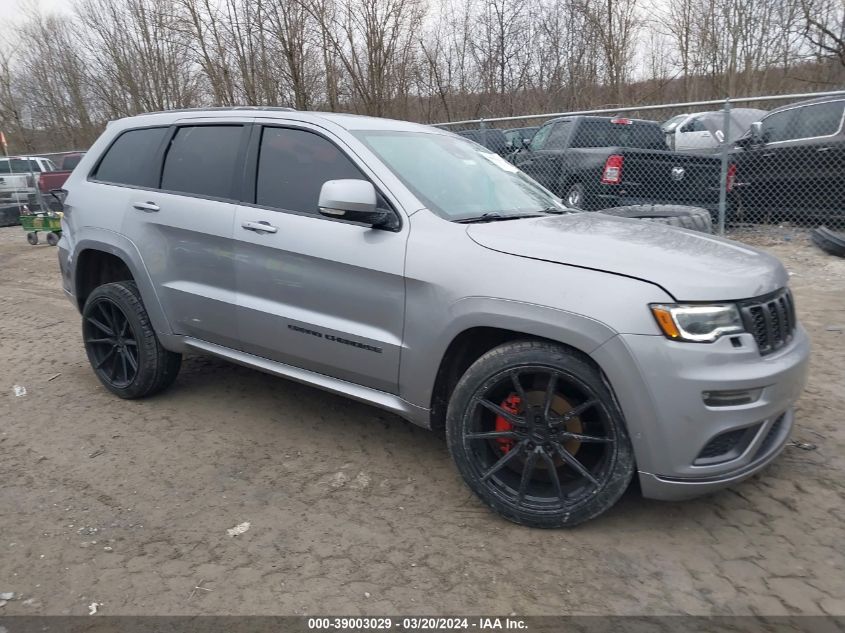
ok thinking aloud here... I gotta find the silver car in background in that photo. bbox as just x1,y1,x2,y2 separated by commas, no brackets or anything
57,109,810,527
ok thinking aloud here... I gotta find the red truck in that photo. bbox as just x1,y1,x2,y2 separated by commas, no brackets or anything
38,153,84,206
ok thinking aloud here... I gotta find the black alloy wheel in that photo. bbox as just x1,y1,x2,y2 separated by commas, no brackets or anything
447,341,634,527
83,296,140,389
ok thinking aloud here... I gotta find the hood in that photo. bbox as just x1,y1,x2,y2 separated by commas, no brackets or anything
467,213,788,301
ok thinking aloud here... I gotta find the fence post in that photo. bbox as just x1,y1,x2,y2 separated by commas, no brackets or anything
717,98,732,237
479,118,488,149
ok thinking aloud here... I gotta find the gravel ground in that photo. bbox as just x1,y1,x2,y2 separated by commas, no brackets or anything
0,225,843,616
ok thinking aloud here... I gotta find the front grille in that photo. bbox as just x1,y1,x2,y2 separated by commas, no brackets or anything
739,289,796,356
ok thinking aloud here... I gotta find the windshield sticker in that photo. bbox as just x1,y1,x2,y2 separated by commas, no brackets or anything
480,152,520,173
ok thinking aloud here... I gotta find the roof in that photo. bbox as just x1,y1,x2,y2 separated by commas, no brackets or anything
767,95,845,115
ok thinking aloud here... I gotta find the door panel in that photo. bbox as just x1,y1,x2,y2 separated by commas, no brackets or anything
125,193,239,346
234,124,407,393
120,123,248,348
234,209,406,392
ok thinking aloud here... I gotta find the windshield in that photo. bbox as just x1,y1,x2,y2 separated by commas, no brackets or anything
0,158,40,174
353,130,566,221
661,114,688,133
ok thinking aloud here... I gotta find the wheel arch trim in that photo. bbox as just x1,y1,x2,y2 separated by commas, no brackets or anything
71,229,174,337
400,296,619,421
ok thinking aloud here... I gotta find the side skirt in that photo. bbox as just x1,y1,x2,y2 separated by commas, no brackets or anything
182,337,431,428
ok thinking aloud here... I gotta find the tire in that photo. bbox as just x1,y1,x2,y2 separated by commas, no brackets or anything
446,340,635,528
82,281,181,399
599,204,713,234
27,232,38,245
46,232,59,246
565,183,586,209
812,226,845,258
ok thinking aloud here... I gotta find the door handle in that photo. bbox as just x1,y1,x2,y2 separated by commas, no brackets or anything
817,147,832,152
132,201,160,213
241,220,278,234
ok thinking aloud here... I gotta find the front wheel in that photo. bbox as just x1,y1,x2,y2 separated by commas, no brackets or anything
446,341,634,528
82,280,181,399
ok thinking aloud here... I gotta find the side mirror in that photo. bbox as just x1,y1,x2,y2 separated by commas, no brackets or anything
749,121,762,141
318,179,390,227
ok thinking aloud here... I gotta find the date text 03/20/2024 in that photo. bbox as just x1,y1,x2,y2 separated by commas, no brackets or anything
307,617,528,631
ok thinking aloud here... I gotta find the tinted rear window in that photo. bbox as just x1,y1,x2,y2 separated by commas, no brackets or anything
792,101,844,139
571,120,666,150
161,126,243,198
94,127,168,187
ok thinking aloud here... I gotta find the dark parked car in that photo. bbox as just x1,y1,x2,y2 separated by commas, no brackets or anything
732,97,845,222
455,128,510,156
503,126,539,150
512,116,730,212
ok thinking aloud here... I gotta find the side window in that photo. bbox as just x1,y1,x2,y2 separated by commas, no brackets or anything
760,110,797,144
94,127,168,187
529,124,554,151
256,127,365,215
792,101,845,139
683,117,707,133
160,125,244,198
544,122,570,150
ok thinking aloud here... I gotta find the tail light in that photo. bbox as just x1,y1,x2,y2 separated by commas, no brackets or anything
726,163,736,192
25,173,35,188
601,154,624,184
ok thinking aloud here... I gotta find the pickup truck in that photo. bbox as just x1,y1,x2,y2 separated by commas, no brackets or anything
512,116,732,212
38,153,84,195
0,156,57,207
662,109,765,153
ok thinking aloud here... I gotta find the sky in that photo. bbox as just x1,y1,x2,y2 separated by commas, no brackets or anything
1,0,73,43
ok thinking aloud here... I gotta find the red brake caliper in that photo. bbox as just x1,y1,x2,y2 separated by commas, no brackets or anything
495,393,521,453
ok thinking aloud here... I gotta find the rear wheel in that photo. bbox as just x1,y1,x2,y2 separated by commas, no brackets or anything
82,281,181,399
565,183,586,209
446,341,634,528
46,232,59,246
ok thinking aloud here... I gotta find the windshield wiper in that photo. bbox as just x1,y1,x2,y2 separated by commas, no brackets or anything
456,212,547,224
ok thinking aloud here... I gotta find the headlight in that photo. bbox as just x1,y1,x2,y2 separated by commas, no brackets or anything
650,303,745,342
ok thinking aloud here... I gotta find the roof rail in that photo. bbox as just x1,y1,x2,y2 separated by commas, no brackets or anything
139,106,297,116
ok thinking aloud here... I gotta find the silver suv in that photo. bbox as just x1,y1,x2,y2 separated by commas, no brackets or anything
57,109,810,527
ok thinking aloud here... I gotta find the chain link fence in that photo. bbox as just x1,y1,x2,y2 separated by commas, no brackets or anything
435,90,845,237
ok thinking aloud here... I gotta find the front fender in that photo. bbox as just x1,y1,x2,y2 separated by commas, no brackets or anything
398,296,618,412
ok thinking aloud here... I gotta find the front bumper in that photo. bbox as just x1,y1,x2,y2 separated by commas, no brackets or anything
592,325,810,500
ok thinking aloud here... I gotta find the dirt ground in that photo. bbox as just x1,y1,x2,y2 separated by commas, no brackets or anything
0,224,843,617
